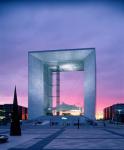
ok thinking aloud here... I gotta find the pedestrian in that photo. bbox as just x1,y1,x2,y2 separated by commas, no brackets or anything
103,121,106,127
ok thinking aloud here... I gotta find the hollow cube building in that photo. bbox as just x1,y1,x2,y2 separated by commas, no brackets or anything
28,48,96,120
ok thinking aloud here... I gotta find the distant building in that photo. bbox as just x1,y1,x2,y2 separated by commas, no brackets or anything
53,102,83,116
103,103,124,122
0,104,28,123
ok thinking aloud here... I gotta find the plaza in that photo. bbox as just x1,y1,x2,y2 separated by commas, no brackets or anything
0,121,124,150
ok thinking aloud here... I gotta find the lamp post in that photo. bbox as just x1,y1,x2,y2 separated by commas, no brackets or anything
117,109,122,123
47,107,52,116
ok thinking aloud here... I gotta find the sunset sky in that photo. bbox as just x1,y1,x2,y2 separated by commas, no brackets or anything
0,0,124,117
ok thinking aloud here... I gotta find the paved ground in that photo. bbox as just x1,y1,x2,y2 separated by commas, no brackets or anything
0,123,124,150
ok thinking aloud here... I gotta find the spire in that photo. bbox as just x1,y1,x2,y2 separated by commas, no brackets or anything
10,86,21,136
13,86,18,106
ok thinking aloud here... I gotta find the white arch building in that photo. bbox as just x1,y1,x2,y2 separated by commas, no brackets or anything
28,48,96,120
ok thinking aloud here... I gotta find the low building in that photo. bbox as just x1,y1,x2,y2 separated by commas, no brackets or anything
0,104,28,124
53,102,83,116
103,103,124,122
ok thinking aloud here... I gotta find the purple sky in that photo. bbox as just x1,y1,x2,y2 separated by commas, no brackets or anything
0,1,124,116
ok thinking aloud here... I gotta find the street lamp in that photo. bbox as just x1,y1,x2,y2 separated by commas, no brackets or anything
117,109,122,123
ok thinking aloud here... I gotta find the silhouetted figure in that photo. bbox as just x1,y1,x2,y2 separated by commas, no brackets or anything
50,119,52,127
77,118,80,129
10,86,21,136
103,121,106,127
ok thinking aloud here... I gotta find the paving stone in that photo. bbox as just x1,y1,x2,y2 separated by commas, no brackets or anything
44,139,124,149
